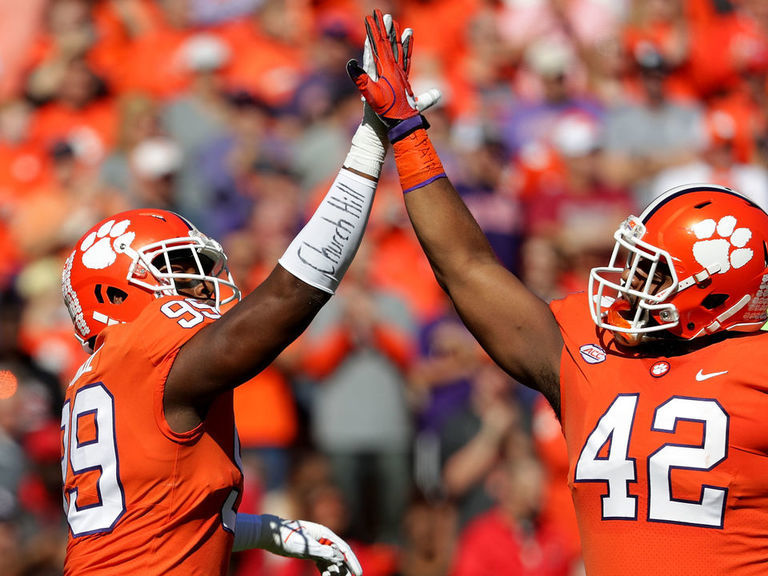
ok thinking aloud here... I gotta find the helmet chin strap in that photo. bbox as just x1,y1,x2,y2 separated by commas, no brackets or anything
606,301,647,347
612,330,645,347
606,299,677,347
703,294,751,335
676,263,721,290
619,294,753,343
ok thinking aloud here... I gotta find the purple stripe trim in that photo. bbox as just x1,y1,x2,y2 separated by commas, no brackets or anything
403,173,447,194
388,115,425,142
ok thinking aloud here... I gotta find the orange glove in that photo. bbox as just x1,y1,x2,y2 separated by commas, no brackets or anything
346,9,428,143
348,10,446,193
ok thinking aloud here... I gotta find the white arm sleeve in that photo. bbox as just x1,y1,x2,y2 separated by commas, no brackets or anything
343,106,388,178
278,168,376,294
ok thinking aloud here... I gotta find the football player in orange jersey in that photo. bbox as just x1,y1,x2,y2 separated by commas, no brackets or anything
58,17,440,576
352,9,768,575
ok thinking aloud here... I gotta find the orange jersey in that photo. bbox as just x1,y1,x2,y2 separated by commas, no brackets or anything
551,292,768,575
61,296,243,575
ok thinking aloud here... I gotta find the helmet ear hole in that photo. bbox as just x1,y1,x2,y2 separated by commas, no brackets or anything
701,293,728,310
106,287,128,305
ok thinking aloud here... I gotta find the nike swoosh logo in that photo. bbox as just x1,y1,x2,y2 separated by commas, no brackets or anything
695,369,729,381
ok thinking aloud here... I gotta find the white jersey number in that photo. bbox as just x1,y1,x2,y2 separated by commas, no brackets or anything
160,299,220,329
575,394,728,527
61,383,126,536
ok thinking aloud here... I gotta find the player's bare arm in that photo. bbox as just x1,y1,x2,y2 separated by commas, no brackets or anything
347,9,563,411
164,266,331,429
402,177,564,411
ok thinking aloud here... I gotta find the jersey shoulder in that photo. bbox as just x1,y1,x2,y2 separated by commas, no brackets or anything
550,292,590,324
549,292,601,344
127,295,221,359
80,296,222,381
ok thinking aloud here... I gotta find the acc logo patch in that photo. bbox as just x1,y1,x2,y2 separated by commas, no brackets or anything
650,361,670,378
579,344,606,364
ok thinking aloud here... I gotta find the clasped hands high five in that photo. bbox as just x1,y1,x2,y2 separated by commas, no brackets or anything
347,9,440,143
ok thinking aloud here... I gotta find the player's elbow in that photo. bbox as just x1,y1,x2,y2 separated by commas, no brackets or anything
434,250,498,298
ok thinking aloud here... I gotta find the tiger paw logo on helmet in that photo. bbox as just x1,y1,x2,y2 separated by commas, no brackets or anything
80,219,135,269
691,216,753,273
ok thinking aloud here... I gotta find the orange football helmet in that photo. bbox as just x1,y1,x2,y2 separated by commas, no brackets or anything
62,209,240,351
589,184,768,345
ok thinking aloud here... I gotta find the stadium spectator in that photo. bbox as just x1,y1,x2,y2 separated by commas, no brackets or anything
0,284,65,573
22,0,100,103
161,33,232,221
289,18,363,192
0,98,50,196
438,361,523,530
99,93,165,204
396,490,456,576
17,420,69,575
601,43,705,207
215,0,310,109
408,312,481,436
300,241,416,544
519,113,636,294
128,135,185,208
111,0,208,99
193,89,290,239
531,396,582,564
14,255,88,384
499,37,603,157
647,108,768,209
450,453,576,576
453,136,523,274
685,0,768,99
26,55,116,165
0,99,50,285
621,0,694,100
10,138,124,264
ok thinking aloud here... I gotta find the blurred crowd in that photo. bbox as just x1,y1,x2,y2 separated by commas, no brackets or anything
2,0,768,574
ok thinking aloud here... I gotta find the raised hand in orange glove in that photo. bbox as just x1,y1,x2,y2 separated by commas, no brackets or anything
348,9,445,193
347,9,435,144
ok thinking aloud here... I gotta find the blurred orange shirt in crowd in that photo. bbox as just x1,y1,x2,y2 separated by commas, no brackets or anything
215,18,307,109
234,365,298,449
0,140,51,196
27,98,117,163
0,0,47,99
113,25,198,99
686,0,768,98
532,396,581,560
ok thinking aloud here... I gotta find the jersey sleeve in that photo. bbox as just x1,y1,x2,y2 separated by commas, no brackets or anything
549,293,601,430
116,296,224,443
129,296,222,365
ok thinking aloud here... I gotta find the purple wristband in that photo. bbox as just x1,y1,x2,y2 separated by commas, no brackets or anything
388,115,427,143
403,173,447,194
